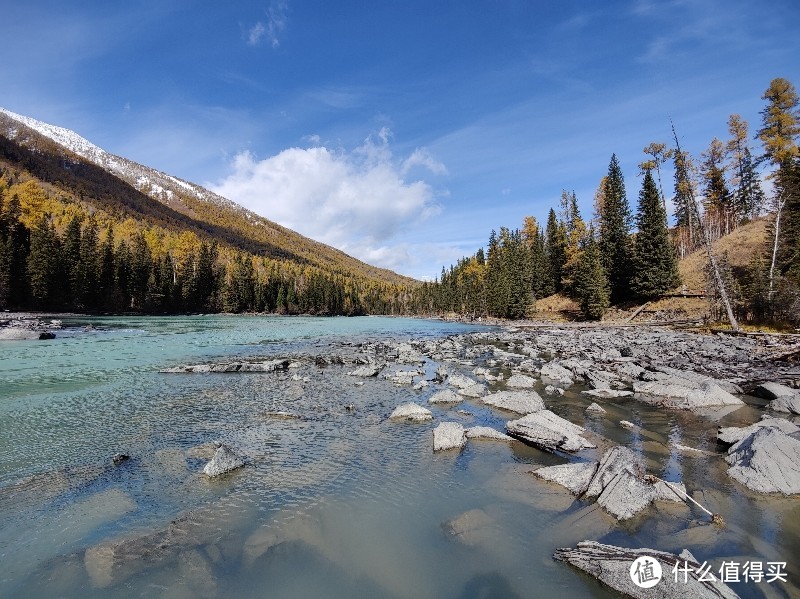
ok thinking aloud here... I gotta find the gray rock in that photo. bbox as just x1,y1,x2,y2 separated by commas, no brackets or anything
585,402,607,414
596,468,656,520
582,388,633,399
770,394,800,415
725,427,800,494
554,541,740,599
203,444,245,477
717,416,800,445
457,382,488,397
540,362,574,388
428,389,462,404
751,381,798,400
506,411,595,452
482,390,545,415
533,461,599,495
389,402,433,422
465,426,513,441
652,480,688,503
633,379,743,409
506,373,536,388
162,359,290,374
347,364,383,377
584,446,642,499
442,508,494,546
433,422,467,451
448,373,479,390
544,384,564,396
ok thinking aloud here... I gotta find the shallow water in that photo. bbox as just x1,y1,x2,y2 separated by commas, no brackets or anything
0,316,798,598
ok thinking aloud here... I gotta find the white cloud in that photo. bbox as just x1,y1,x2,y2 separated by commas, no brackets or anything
209,130,446,273
247,22,266,46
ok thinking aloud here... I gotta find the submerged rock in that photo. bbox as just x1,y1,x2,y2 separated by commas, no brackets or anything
554,541,739,599
725,427,800,494
203,444,245,477
433,422,466,451
506,411,595,452
389,402,433,422
442,508,494,546
481,390,545,415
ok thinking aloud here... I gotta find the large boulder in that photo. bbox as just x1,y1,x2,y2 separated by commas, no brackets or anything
481,390,545,415
506,411,595,452
596,468,656,520
770,394,800,415
750,381,798,400
389,402,433,422
725,427,800,494
433,422,467,451
203,444,245,477
584,446,641,499
554,542,739,599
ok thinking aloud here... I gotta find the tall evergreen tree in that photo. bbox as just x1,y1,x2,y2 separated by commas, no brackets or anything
701,138,734,237
27,216,60,309
726,114,765,222
545,208,566,293
672,149,699,257
574,228,610,320
598,154,633,302
630,170,680,299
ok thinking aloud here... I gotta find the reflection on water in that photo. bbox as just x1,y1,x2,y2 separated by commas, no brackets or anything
0,316,798,598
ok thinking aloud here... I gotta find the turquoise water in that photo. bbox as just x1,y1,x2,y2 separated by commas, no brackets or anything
0,316,798,598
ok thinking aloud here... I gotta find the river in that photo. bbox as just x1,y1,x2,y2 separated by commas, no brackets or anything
0,315,797,597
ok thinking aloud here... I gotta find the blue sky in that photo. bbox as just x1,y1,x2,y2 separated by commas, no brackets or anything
3,0,799,279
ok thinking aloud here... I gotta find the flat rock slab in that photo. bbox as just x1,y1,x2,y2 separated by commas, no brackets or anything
482,390,545,415
585,446,641,499
506,373,536,388
428,389,462,404
162,359,290,374
582,389,633,399
389,402,433,422
433,422,467,451
596,468,655,520
717,417,800,445
533,461,598,495
203,444,245,477
554,541,739,599
725,427,800,494
465,426,513,441
506,411,595,452
633,380,743,409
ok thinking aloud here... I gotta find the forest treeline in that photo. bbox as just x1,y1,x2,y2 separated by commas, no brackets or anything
1,78,798,322
413,77,800,325
0,174,413,315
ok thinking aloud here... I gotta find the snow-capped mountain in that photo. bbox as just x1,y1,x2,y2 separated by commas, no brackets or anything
0,107,250,220
0,107,413,285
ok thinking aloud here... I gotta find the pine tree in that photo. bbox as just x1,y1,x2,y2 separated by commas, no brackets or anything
701,138,734,237
62,215,82,308
726,115,765,222
545,208,566,293
630,170,680,299
574,228,610,320
27,216,60,309
672,149,700,257
598,154,633,302
2,195,29,308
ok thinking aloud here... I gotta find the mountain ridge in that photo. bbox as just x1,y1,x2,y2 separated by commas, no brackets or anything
0,107,415,286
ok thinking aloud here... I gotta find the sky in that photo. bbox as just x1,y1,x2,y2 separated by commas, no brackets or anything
2,0,799,279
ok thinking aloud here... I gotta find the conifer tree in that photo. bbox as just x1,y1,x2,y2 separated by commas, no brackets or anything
672,149,700,257
545,208,566,293
27,216,60,309
726,115,764,222
630,170,680,298
598,154,633,302
574,228,609,320
701,138,734,237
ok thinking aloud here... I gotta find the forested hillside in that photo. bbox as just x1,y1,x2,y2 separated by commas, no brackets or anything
0,113,416,315
412,77,800,327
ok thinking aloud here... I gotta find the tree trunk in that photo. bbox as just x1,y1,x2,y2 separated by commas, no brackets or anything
768,194,786,296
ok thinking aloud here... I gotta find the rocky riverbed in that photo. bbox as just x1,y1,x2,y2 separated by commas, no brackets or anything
4,317,800,598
